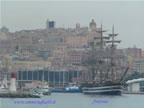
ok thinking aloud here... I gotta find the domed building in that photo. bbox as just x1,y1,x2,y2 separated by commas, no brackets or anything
0,26,9,33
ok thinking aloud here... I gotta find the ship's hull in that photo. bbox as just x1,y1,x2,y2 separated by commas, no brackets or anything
52,89,82,93
82,85,121,95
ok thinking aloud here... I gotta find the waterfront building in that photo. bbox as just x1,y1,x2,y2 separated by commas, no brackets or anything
16,67,84,87
126,78,144,93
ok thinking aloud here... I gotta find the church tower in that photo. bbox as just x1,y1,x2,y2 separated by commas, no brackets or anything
46,18,55,30
46,19,49,30
89,19,97,31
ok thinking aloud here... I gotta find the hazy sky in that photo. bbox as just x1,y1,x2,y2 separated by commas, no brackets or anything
0,0,144,49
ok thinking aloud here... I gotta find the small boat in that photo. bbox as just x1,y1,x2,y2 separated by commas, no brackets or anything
31,91,44,97
31,71,51,96
0,75,9,93
33,85,51,96
0,85,9,93
52,83,82,93
41,85,51,95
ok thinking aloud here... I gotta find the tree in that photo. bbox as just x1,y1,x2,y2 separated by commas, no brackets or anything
15,45,19,51
126,72,144,81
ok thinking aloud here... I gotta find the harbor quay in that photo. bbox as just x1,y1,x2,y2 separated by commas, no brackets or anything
0,91,40,98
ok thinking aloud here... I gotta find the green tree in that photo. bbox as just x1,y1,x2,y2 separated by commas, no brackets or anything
15,45,19,51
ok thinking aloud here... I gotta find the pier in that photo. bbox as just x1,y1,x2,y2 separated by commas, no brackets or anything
0,91,40,98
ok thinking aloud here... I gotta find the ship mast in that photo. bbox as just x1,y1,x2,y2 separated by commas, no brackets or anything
99,24,106,83
85,24,122,84
93,23,109,83
83,23,128,88
106,25,121,82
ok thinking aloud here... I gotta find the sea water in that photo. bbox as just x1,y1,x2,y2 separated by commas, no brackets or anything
0,93,144,108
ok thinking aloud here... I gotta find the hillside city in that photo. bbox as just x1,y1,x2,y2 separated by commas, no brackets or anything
0,19,144,88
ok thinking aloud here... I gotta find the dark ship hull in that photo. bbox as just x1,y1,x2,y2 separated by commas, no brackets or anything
81,82,122,95
82,85,121,95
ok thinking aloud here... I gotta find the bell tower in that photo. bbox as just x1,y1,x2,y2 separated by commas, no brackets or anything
89,19,97,31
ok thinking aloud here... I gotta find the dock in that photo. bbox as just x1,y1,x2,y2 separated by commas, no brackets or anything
0,91,40,98
122,91,144,95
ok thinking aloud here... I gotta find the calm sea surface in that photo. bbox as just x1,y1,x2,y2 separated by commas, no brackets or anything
0,93,144,108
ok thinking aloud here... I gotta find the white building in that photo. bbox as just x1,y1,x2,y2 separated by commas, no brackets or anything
126,78,144,93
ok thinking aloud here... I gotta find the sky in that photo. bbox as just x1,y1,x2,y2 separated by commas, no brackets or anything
0,0,144,49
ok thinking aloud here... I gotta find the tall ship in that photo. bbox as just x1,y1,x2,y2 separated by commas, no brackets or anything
81,24,129,95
